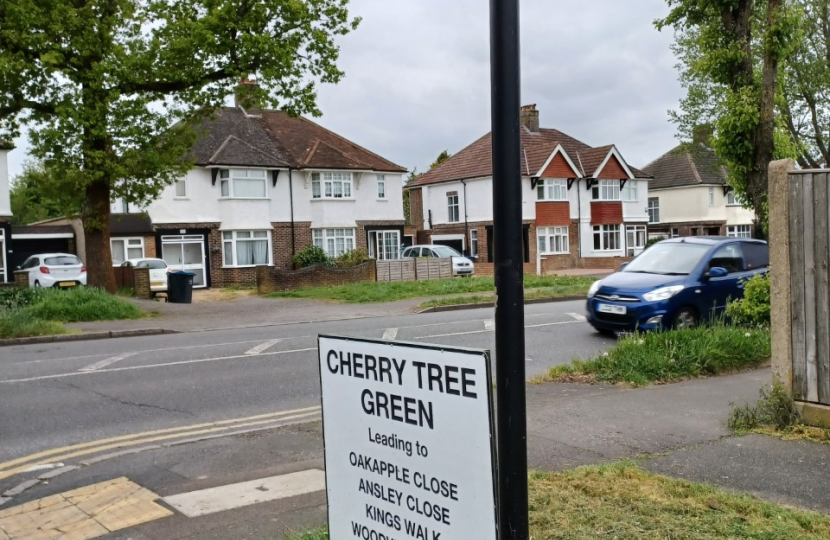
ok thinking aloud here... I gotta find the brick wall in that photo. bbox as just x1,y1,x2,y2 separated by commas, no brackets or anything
650,221,726,238
597,155,628,179
542,153,578,177
272,221,312,270
143,235,157,258
13,270,28,288
134,267,151,299
258,261,376,293
409,188,424,230
536,202,570,226
590,202,623,225
356,220,407,253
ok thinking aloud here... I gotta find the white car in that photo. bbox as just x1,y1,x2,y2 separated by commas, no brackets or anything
18,253,87,289
121,258,169,293
401,245,475,276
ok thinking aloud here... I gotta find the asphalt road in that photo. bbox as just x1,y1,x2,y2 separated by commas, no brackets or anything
0,300,614,465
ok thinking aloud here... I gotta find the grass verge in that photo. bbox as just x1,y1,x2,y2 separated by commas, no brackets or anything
276,462,830,540
730,383,830,444
268,275,595,304
417,285,587,310
536,325,771,387
0,308,67,339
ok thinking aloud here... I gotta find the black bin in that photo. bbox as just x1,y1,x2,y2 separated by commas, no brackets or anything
167,271,195,304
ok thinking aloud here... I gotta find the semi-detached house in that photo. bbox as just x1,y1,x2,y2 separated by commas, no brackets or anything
115,104,407,288
405,105,652,275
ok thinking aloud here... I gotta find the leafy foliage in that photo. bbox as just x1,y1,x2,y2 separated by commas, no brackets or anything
729,382,799,431
0,287,42,309
292,245,332,268
9,161,75,224
726,273,771,326
644,236,666,248
333,249,372,268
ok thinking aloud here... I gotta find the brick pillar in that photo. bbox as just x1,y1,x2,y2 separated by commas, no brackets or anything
256,265,276,294
134,267,152,299
13,271,28,288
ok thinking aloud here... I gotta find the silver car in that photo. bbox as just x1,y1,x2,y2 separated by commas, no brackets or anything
401,245,475,276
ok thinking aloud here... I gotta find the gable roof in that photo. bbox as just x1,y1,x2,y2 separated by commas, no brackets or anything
642,144,727,190
189,108,406,173
408,127,648,187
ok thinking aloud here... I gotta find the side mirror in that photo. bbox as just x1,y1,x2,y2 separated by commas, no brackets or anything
706,267,728,278
619,262,629,271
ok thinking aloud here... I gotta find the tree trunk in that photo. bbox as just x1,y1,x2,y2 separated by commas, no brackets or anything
82,179,116,293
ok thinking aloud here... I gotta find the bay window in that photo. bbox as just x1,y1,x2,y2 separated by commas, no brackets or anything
312,172,353,199
111,238,144,265
727,225,752,238
536,179,568,201
219,169,267,198
537,226,569,254
593,224,622,251
592,179,620,201
222,230,270,266
313,228,356,257
621,180,638,201
726,190,746,206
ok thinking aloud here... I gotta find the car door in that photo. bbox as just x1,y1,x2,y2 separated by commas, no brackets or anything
701,243,747,318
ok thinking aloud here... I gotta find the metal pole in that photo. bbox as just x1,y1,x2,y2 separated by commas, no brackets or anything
489,1,528,540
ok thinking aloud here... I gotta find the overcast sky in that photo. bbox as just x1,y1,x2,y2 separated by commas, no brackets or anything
6,0,682,178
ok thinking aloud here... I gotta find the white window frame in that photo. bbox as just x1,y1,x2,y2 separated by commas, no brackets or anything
221,230,272,267
591,179,621,201
537,226,570,255
311,172,354,200
447,191,460,223
671,228,680,238
621,180,638,202
376,175,386,199
708,186,715,207
313,228,357,257
368,230,400,260
647,197,660,224
726,190,745,206
536,179,568,201
592,224,622,251
219,169,268,199
470,229,479,258
0,229,6,282
727,225,752,238
111,237,145,266
175,178,188,198
626,225,647,256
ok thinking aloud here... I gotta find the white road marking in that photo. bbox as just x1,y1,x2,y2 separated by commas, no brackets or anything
0,348,318,384
163,469,326,517
245,339,281,356
484,319,495,330
525,320,581,329
23,462,64,473
382,328,398,341
79,352,137,372
415,320,580,339
567,312,587,322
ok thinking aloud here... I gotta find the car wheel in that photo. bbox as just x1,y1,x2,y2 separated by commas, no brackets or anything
674,307,698,329
34,280,41,288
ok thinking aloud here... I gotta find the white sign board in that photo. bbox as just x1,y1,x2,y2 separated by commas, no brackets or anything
318,335,498,540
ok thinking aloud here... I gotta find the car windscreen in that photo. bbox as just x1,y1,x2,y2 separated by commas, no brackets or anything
432,246,462,258
623,243,710,275
44,256,82,266
137,260,167,269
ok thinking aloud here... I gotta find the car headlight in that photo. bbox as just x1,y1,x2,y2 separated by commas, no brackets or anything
643,285,685,302
587,280,602,298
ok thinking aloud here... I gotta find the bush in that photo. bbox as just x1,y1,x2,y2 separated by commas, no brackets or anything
645,236,666,248
333,249,372,268
726,273,770,326
0,308,66,339
25,287,143,322
729,382,798,431
0,287,43,309
292,245,331,268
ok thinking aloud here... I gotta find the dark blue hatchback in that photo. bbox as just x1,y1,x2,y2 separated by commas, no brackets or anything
586,237,769,333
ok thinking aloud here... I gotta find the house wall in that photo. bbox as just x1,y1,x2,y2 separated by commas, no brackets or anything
0,150,10,218
650,185,756,228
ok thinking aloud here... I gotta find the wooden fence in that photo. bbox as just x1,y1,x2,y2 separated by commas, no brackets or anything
376,259,453,282
113,266,136,290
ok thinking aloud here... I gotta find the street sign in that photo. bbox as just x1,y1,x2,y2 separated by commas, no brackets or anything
318,335,498,540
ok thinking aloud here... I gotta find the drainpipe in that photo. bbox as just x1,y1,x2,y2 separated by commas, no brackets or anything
288,168,296,261
461,179,469,256
576,178,583,261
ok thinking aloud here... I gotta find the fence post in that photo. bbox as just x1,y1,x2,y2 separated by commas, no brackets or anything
769,159,795,392
133,267,152,299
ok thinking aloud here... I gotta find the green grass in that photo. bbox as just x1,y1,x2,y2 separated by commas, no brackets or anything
0,308,67,339
539,325,771,387
730,383,830,444
275,462,830,540
268,275,595,304
278,529,329,540
417,285,588,309
26,287,143,323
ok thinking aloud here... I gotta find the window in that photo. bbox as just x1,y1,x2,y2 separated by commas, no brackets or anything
368,230,400,260
592,224,622,251
708,187,715,207
311,172,353,199
222,230,270,266
175,178,187,198
536,179,568,201
625,225,647,256
538,226,569,254
671,228,680,238
470,230,479,258
377,175,386,199
591,179,620,201
447,191,460,223
313,228,356,257
727,225,752,238
742,242,769,269
622,180,638,202
219,169,267,198
647,198,660,223
709,243,743,273
726,190,746,206
111,238,144,265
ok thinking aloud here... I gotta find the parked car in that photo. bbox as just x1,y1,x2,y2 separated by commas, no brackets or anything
401,244,475,276
17,253,87,289
586,237,769,333
121,258,170,294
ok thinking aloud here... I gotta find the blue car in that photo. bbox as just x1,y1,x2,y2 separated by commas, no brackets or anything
586,237,769,333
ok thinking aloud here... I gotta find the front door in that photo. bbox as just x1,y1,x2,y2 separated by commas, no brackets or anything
161,235,207,288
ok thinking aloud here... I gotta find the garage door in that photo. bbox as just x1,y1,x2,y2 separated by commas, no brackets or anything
9,238,71,271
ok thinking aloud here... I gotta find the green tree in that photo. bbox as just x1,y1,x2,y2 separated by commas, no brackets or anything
656,0,801,223
430,150,452,171
0,0,359,292
9,161,78,224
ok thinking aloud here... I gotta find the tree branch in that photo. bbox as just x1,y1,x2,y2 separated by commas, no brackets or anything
0,93,57,118
118,67,237,94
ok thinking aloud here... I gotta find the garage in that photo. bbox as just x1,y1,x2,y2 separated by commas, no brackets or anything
430,234,466,255
9,225,76,271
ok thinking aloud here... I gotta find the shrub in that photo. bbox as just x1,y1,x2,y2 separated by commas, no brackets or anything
729,382,798,431
25,287,143,322
0,308,66,339
292,245,331,268
645,236,666,248
726,273,770,326
0,287,43,309
334,249,372,268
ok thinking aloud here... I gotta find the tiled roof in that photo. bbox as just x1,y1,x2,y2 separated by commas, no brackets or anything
408,127,647,187
189,108,406,173
642,144,727,190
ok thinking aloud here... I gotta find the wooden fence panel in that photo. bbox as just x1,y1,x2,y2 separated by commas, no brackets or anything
113,266,135,290
803,174,819,403
816,173,830,403
789,174,809,400
376,259,453,282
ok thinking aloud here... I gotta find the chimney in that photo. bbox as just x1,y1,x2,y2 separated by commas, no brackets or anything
234,76,260,109
520,104,540,133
